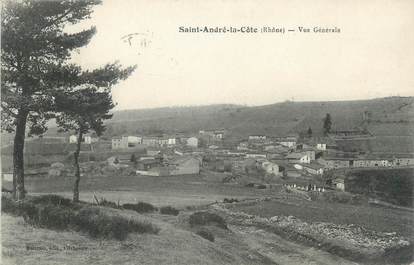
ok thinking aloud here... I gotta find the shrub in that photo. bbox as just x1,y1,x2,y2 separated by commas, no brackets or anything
1,196,21,215
245,183,255,187
20,202,39,224
3,196,159,241
94,197,120,209
36,205,76,229
223,198,239,203
29,194,74,208
123,202,157,213
256,184,267,189
160,206,179,216
189,211,227,229
196,229,215,242
75,207,159,240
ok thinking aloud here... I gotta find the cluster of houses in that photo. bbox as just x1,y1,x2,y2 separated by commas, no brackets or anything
111,135,199,149
3,126,412,194
106,130,414,179
62,128,414,192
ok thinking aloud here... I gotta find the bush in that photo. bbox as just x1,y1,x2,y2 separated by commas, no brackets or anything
36,205,76,229
245,183,255,188
1,196,22,215
75,207,159,240
11,201,76,230
256,184,267,189
2,195,159,241
28,194,75,208
189,211,227,229
94,197,120,209
223,198,239,203
196,229,214,242
160,206,179,216
123,202,157,213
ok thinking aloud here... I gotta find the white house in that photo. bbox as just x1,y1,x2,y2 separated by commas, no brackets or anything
316,143,327,151
69,134,92,144
112,136,142,149
83,135,92,144
333,178,345,191
187,137,199,147
127,136,142,145
278,137,297,148
262,161,280,175
248,135,267,141
69,135,77,143
246,153,267,159
158,138,169,146
168,138,176,145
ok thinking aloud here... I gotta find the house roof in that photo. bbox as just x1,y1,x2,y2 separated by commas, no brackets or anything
286,152,307,159
332,178,345,184
167,156,199,165
303,162,324,170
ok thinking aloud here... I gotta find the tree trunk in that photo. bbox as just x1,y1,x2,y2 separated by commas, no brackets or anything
73,130,83,202
13,109,29,200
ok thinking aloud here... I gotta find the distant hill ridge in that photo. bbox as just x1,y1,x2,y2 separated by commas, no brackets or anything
105,97,414,138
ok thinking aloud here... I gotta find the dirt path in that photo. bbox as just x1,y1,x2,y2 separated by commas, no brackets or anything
231,225,360,265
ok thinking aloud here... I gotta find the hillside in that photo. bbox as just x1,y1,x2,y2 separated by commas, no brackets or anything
103,96,414,139
5,96,412,154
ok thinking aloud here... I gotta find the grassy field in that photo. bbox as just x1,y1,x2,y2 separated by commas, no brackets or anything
11,174,280,208
345,168,414,207
3,171,414,264
9,173,413,239
227,197,414,241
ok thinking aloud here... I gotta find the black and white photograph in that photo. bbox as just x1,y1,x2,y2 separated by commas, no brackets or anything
1,0,413,264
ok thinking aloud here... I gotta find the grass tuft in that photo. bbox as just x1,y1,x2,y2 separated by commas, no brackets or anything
123,202,157,213
189,211,227,229
160,206,180,216
1,195,159,240
196,229,215,242
75,207,159,240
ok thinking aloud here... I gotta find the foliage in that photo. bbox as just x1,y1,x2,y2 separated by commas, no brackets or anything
75,207,159,240
323,113,332,136
1,195,23,215
223,198,239,203
159,206,180,216
93,196,120,209
345,168,414,207
1,195,159,240
28,194,74,208
1,0,134,200
123,202,158,213
307,126,313,138
130,154,137,164
196,229,215,242
189,211,227,229
34,204,77,229
321,191,366,205
322,170,335,186
54,71,134,202
1,0,102,134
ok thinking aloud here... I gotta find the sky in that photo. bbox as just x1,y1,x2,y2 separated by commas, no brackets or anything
69,0,414,110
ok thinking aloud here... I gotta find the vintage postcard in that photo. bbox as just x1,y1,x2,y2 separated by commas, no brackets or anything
1,0,413,264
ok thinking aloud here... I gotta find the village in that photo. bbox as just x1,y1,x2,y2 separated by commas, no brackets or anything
3,125,412,196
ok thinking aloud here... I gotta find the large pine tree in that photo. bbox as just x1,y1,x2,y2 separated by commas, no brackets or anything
1,0,134,200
